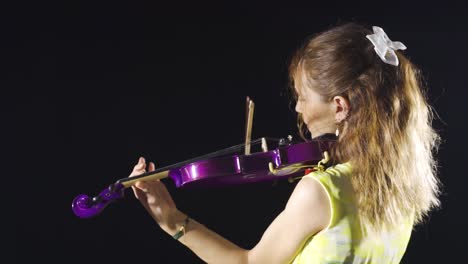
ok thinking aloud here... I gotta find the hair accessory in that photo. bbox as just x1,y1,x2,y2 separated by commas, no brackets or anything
366,26,407,66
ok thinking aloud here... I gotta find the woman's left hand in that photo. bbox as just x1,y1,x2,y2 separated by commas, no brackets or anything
130,157,178,228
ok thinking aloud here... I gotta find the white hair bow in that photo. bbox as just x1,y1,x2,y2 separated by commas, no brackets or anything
366,26,407,66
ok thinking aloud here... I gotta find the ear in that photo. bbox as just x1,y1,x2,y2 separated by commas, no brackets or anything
332,96,350,122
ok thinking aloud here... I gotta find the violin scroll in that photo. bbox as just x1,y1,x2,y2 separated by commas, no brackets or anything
72,183,125,218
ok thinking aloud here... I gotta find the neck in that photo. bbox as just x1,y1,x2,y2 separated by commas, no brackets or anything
311,133,337,140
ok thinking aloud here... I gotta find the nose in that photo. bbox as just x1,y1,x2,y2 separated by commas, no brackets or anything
295,101,301,113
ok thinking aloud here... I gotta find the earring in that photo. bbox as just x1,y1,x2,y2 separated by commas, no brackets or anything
335,119,340,137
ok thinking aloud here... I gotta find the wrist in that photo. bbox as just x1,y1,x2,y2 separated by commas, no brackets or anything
160,209,188,235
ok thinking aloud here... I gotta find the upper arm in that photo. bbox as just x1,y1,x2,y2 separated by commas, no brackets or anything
246,176,331,264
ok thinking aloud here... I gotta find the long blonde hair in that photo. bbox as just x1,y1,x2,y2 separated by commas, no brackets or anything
289,23,441,234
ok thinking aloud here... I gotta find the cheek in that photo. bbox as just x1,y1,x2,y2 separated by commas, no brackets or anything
303,103,332,124
303,110,319,123
303,104,320,120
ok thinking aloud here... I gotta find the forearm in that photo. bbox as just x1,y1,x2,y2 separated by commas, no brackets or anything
160,209,248,264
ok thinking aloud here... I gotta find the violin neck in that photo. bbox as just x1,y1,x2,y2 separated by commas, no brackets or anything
117,170,169,188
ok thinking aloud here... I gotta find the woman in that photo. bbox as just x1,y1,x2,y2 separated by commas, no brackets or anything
129,22,441,263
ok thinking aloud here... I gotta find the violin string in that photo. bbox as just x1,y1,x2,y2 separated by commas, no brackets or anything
144,138,282,173
125,120,342,179
119,132,335,183
137,128,336,175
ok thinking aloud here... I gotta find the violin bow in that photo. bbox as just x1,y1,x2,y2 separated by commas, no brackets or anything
245,96,255,155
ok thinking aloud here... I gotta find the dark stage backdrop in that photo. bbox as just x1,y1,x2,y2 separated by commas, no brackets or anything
11,1,463,263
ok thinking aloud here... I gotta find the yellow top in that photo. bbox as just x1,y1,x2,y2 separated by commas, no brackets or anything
289,163,414,264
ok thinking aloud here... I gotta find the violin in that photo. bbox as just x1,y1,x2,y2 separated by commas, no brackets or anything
72,97,336,218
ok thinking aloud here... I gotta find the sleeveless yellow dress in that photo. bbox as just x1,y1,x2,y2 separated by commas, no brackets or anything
289,163,414,264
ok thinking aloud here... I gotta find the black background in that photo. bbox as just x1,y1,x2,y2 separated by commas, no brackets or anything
10,1,464,263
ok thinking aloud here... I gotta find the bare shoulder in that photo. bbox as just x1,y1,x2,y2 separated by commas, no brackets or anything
246,175,332,263
285,176,331,231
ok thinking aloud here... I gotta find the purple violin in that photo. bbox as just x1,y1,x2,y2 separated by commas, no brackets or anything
72,136,335,218
72,97,336,218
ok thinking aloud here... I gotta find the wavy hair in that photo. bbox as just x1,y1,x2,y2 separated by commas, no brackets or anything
289,22,441,234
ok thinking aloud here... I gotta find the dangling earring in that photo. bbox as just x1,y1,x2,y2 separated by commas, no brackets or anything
335,119,341,137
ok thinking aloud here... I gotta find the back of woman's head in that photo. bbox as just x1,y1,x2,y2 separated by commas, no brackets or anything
289,22,441,234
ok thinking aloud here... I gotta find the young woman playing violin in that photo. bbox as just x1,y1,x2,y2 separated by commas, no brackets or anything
129,23,441,263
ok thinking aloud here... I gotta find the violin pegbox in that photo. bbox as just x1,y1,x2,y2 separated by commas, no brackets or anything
72,183,125,218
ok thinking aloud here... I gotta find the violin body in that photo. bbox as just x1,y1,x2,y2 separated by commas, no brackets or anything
167,140,334,189
72,138,335,218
